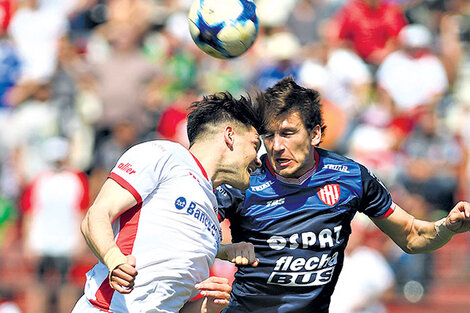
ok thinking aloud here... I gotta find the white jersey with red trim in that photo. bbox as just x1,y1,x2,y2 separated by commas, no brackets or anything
23,169,88,256
82,140,221,313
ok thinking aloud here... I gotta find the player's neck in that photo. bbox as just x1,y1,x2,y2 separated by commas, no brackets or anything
189,143,221,186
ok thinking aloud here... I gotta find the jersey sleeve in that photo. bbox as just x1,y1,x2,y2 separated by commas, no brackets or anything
215,184,245,221
108,142,171,203
76,171,90,212
358,164,395,218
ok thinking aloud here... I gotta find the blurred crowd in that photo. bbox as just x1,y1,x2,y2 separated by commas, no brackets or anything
0,0,469,312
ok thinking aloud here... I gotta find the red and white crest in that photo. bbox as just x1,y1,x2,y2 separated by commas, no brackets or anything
317,184,341,206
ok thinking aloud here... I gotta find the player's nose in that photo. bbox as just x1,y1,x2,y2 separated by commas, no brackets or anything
272,135,284,151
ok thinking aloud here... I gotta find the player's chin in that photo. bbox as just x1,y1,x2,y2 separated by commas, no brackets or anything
276,166,297,177
231,177,250,190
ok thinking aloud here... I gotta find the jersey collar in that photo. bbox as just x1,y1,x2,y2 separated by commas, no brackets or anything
189,151,209,181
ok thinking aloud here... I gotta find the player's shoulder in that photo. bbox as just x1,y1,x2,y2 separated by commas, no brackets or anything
316,148,361,169
123,140,190,165
129,140,186,155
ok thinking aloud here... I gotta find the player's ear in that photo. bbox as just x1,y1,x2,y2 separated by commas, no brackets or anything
224,126,235,151
310,125,322,146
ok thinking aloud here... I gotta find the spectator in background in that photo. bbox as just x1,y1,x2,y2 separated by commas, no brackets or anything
253,31,301,90
386,107,465,298
0,0,14,35
0,33,20,110
88,120,139,200
377,24,448,119
297,36,372,153
89,22,159,144
331,0,408,66
7,80,61,187
446,63,470,201
8,0,68,81
0,197,22,313
298,39,372,119
0,287,21,313
398,108,463,213
286,0,340,46
156,91,199,148
0,28,21,174
329,216,395,313
21,137,89,313
53,35,96,172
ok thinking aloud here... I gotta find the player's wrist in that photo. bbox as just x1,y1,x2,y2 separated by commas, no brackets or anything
434,217,456,241
103,247,127,273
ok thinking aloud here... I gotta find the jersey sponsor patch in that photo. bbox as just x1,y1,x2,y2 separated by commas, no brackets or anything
323,164,350,173
267,252,338,287
117,162,136,175
317,184,340,206
174,197,221,240
175,197,186,210
251,180,274,191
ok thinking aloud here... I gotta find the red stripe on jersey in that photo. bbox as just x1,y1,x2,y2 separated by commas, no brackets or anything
116,204,142,255
90,283,114,312
375,203,396,219
91,203,142,310
109,172,142,203
189,151,209,181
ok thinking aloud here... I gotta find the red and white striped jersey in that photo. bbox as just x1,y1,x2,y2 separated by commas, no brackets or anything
22,169,88,256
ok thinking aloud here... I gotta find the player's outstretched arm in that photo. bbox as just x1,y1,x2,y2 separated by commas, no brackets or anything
216,242,259,266
180,277,231,313
373,201,470,254
81,178,139,293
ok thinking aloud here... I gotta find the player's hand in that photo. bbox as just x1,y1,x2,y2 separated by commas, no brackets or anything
109,255,138,294
446,201,470,233
218,242,259,266
195,276,231,313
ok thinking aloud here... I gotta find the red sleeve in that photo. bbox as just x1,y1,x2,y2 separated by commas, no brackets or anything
108,172,143,204
334,5,352,40
19,181,35,214
387,3,408,37
77,171,90,212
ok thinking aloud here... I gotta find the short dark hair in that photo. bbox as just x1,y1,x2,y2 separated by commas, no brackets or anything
186,91,265,146
261,76,326,139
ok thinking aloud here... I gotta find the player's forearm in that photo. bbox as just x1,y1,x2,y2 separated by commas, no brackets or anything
373,205,456,254
81,207,122,264
404,217,455,254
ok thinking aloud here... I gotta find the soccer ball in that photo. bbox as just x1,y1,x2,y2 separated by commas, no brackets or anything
188,0,259,59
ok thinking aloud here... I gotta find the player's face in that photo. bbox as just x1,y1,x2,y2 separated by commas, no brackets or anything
231,126,262,190
263,111,321,178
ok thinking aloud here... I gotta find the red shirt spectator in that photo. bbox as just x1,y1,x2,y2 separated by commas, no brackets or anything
0,0,14,33
332,0,407,64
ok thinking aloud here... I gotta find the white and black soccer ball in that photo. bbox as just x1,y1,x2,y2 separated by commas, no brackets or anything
188,0,259,59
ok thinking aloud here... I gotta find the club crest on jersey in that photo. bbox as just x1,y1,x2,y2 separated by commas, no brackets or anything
317,184,340,206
